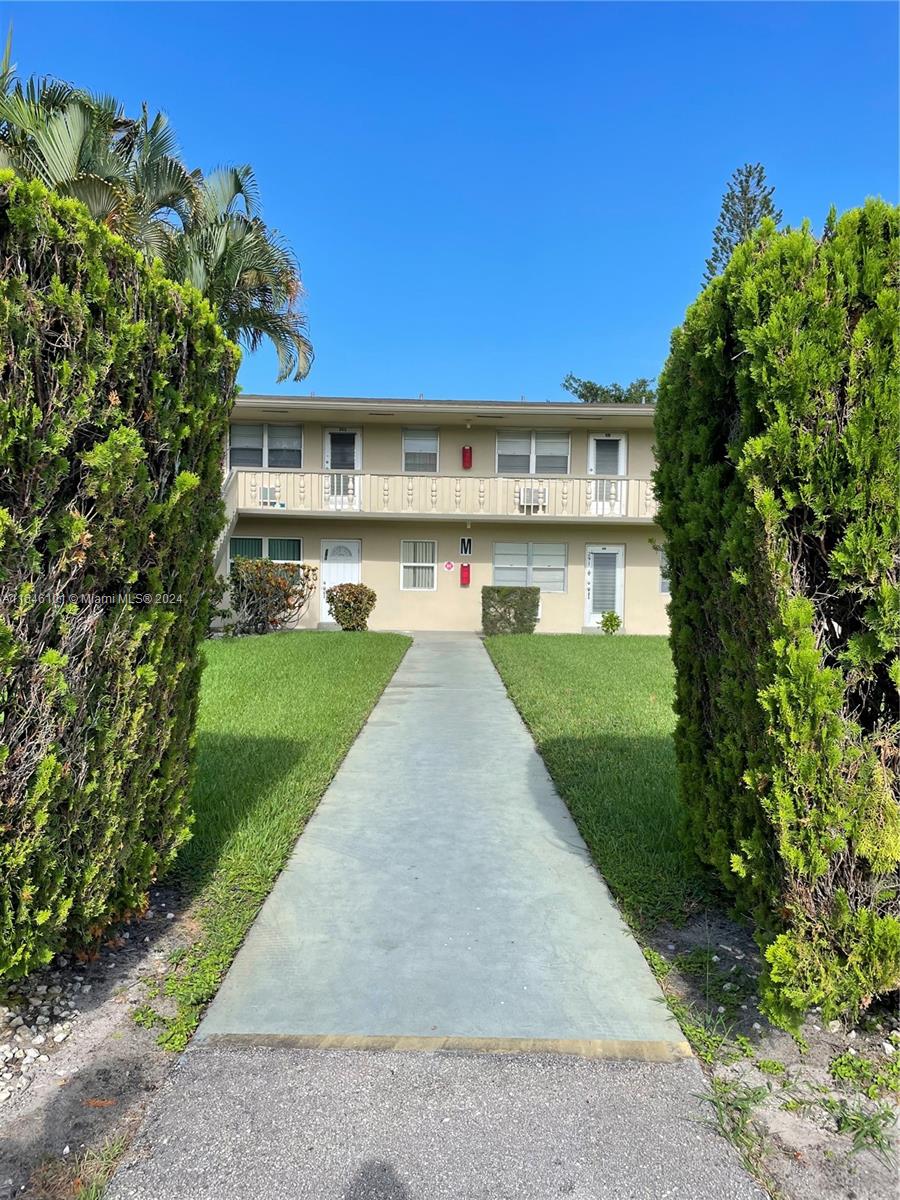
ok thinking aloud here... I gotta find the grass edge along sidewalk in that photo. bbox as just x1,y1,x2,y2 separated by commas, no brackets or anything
485,633,708,930
484,634,899,1200
144,630,410,1051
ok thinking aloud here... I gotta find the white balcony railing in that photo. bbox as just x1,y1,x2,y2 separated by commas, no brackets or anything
228,470,657,522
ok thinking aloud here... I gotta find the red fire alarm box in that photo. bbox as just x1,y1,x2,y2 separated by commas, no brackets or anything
460,563,471,587
461,445,473,470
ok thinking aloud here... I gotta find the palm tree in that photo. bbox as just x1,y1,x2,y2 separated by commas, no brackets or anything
0,31,311,380
0,55,196,259
161,165,312,382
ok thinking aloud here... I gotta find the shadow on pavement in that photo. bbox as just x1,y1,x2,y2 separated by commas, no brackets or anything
342,1159,411,1200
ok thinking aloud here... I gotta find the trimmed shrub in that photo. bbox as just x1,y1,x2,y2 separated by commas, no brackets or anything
654,200,899,1027
0,174,239,979
227,559,317,635
326,582,377,631
600,612,622,635
482,586,540,635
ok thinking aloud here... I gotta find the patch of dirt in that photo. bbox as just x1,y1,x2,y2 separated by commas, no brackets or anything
0,887,193,1199
647,912,899,1200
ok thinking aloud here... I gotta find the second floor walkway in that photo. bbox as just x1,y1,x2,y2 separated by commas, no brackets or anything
223,468,659,524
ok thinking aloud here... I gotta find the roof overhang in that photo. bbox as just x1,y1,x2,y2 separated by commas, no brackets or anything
231,394,656,429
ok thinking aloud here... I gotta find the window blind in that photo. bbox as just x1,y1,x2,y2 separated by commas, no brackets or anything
496,433,532,474
267,426,302,468
401,540,437,589
590,551,618,614
593,438,621,475
403,430,438,472
328,431,357,469
534,432,569,474
493,543,567,592
230,537,263,560
229,424,263,467
498,431,570,475
659,549,670,594
268,538,302,562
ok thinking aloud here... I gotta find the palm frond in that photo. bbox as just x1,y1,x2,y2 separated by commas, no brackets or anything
0,90,45,138
131,153,196,222
0,26,14,96
60,174,124,223
139,106,180,164
198,164,260,222
24,101,90,187
21,75,79,115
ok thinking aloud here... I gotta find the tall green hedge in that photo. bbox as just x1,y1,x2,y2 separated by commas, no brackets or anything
654,200,899,1027
0,174,239,978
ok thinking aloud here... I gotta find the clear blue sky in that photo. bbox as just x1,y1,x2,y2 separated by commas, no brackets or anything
6,1,898,399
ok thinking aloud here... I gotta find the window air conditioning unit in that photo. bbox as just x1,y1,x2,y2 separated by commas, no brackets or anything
259,486,285,509
517,485,547,514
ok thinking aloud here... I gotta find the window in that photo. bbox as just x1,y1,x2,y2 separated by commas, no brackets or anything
534,432,570,474
229,424,263,467
497,430,570,475
496,432,531,474
324,429,360,470
229,423,302,469
230,537,263,560
268,538,302,563
229,536,263,570
403,428,439,472
659,548,670,595
230,537,304,567
266,426,302,468
589,434,625,476
400,540,437,590
493,542,567,592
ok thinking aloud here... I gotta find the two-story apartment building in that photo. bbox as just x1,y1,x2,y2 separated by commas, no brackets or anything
217,395,669,634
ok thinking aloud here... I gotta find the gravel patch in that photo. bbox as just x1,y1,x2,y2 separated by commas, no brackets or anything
648,912,899,1200
0,887,195,1198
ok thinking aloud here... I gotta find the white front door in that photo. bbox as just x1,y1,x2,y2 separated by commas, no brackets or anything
584,544,624,626
321,539,361,613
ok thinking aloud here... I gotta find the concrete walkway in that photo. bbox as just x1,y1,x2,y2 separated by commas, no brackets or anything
198,632,686,1052
109,634,764,1199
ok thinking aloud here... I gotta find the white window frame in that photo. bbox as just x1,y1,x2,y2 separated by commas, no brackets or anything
495,430,571,476
323,427,362,471
399,539,438,591
402,428,440,474
491,541,568,593
586,431,627,476
229,423,303,471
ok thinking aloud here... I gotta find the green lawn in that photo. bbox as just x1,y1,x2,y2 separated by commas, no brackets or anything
158,630,410,1048
485,634,710,929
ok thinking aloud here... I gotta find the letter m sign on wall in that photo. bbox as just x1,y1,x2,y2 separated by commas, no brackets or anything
459,537,472,556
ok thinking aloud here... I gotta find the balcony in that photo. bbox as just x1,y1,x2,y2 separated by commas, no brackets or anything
225,470,658,523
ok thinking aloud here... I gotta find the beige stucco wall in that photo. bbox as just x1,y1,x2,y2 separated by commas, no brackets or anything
228,516,669,635
230,420,656,480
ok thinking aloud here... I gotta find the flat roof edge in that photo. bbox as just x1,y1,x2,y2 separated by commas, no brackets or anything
234,394,655,417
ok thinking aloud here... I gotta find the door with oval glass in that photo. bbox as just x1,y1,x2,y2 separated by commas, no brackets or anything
584,543,624,627
321,539,362,617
